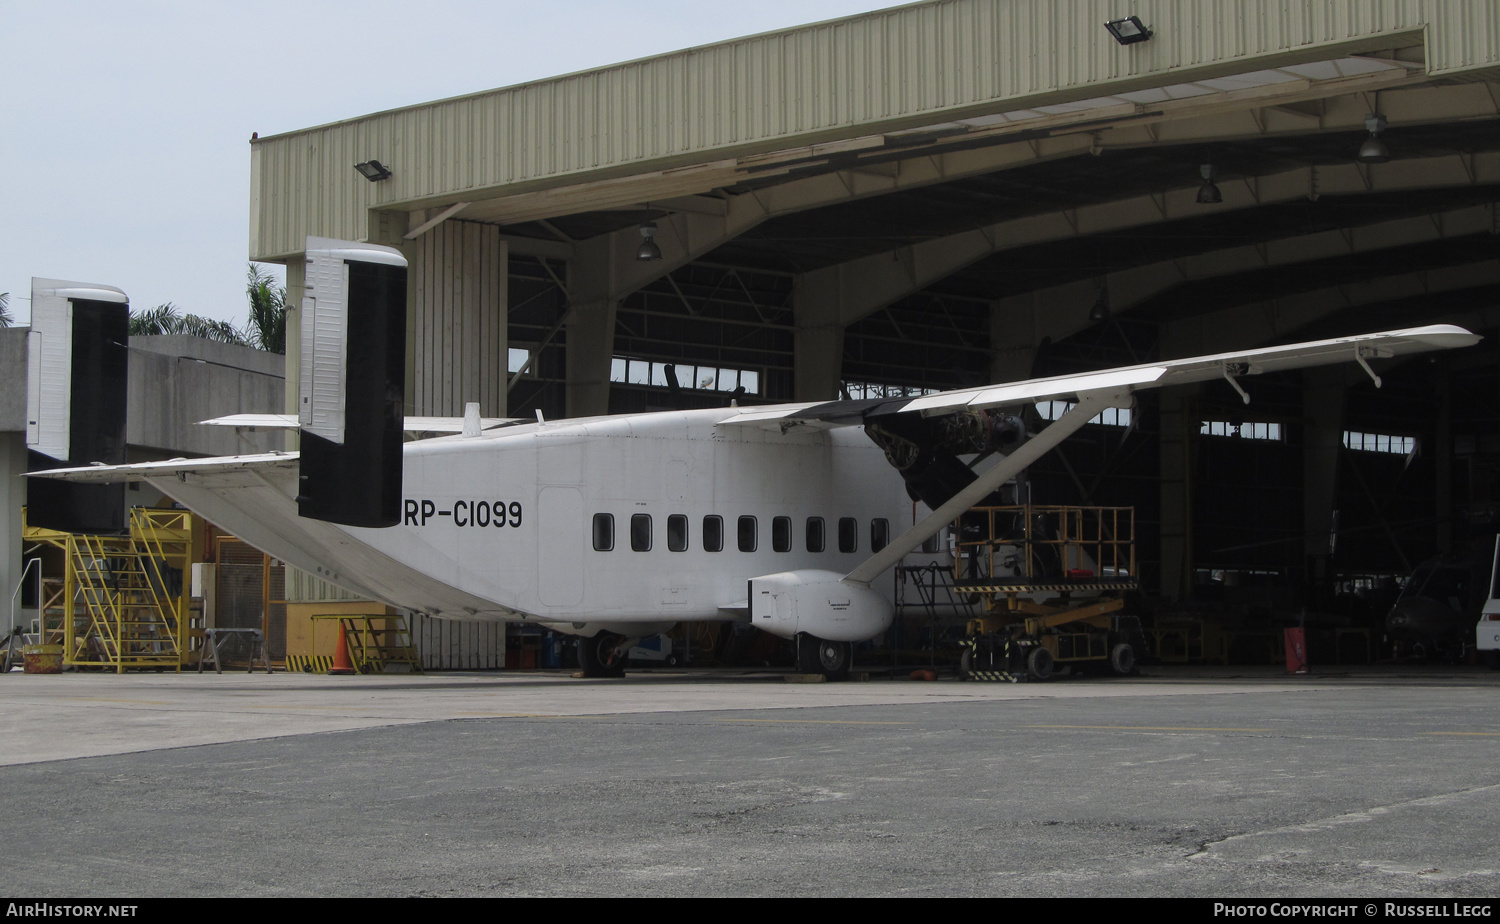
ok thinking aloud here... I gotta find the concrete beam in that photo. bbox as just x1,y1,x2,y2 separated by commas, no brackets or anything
857,151,1500,355
1161,259,1500,359
989,201,1498,380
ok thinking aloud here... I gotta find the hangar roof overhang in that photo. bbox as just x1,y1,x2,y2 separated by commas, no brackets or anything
249,0,1500,262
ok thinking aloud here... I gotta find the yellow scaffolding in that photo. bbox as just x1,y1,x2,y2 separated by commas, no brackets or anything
22,507,198,673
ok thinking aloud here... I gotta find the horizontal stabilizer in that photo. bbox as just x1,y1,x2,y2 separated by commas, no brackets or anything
197,413,520,436
25,453,299,485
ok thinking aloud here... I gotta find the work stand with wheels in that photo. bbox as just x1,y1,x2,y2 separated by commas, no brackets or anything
953,504,1146,682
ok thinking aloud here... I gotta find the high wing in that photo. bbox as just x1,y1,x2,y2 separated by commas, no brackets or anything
719,324,1477,430
718,324,1480,587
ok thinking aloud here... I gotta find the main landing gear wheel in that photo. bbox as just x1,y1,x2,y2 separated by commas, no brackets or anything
1110,643,1137,676
579,633,627,678
797,634,851,681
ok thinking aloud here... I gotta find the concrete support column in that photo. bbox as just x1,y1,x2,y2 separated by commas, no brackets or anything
1157,385,1198,601
1302,368,1348,586
564,298,617,419
988,296,1040,384
1433,369,1452,555
282,256,306,451
791,271,844,401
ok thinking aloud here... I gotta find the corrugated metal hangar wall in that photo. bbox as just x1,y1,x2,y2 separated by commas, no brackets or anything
250,0,1500,608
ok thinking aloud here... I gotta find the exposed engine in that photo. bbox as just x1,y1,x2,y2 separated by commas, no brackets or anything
864,409,1027,510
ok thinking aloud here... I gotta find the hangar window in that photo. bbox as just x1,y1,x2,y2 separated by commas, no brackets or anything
806,517,826,553
838,517,858,553
592,514,614,552
703,515,724,552
871,518,890,552
1344,431,1416,455
738,516,757,552
842,381,940,401
772,516,792,552
630,514,652,552
1037,401,1131,427
667,514,689,552
508,346,533,376
1201,421,1283,441
611,356,761,396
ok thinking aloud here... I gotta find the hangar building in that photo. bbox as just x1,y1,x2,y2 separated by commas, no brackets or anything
248,0,1500,623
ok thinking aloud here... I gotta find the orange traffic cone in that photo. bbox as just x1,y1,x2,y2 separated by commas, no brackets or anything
329,623,358,675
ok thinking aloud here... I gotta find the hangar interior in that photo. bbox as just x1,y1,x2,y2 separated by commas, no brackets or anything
248,0,1500,661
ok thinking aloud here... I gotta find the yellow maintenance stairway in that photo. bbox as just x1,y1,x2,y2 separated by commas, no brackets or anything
23,507,197,672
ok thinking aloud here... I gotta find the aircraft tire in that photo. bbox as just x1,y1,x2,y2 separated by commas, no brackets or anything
1110,643,1137,676
579,633,627,678
798,634,851,681
1026,646,1053,681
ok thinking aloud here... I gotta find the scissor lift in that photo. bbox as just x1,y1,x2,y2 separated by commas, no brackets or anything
954,505,1146,682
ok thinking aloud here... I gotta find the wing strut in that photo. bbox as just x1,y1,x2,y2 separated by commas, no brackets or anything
842,392,1114,587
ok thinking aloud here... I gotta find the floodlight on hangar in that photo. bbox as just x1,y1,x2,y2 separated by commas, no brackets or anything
354,160,393,182
636,221,663,262
1358,113,1393,164
1104,16,1152,45
1196,164,1223,204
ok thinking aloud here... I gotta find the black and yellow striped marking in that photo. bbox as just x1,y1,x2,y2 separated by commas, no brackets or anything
285,654,334,673
962,670,1019,683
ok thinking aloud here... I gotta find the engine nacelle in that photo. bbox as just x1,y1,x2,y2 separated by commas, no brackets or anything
748,570,893,642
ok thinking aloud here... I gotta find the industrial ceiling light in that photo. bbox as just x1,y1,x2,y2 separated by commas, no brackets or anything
1357,113,1392,164
1196,164,1223,204
1089,289,1110,323
1104,16,1152,45
354,160,393,182
636,220,662,262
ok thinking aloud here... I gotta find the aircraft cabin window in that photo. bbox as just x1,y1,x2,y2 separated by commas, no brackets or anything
806,517,826,553
871,518,890,552
631,514,652,552
772,516,792,553
738,516,757,553
592,513,614,552
703,515,724,552
667,514,689,552
839,517,858,553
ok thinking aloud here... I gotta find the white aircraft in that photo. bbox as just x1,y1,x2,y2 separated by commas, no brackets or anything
30,240,1481,678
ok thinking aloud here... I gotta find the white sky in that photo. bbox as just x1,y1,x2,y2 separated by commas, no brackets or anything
0,0,884,328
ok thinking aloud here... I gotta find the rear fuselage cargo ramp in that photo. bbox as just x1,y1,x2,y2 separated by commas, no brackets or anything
30,239,1482,679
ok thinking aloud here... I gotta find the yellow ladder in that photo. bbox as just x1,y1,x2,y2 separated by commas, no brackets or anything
69,532,182,672
338,614,423,674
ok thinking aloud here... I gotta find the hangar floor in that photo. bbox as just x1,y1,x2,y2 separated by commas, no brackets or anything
2,668,1497,897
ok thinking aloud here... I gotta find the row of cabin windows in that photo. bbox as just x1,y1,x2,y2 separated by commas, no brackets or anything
592,513,890,555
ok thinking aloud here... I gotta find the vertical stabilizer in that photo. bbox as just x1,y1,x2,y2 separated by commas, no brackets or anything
25,278,130,534
296,237,408,528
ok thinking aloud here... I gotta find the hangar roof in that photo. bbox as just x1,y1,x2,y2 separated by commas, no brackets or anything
251,0,1500,402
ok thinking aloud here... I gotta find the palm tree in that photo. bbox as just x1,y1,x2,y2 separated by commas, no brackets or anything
0,292,11,328
244,264,287,354
129,302,248,346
